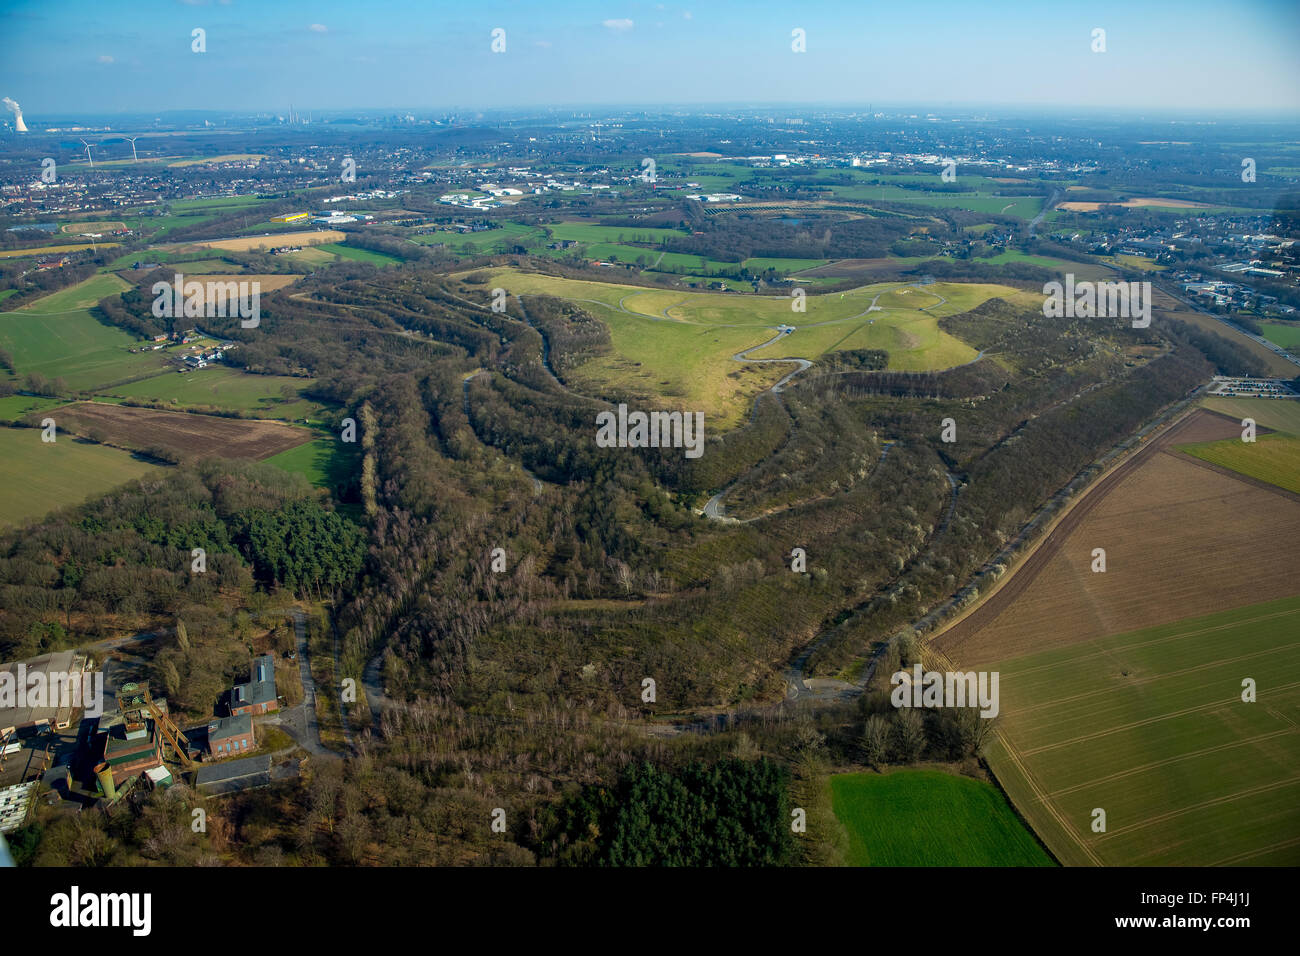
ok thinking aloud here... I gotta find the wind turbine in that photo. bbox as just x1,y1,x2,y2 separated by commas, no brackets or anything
124,136,139,161
80,139,96,167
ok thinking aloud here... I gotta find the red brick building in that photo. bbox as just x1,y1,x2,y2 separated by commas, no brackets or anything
229,655,279,717
207,714,254,758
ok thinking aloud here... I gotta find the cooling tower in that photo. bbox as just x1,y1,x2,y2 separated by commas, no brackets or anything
2,97,27,133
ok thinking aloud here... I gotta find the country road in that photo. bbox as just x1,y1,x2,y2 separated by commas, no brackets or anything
1029,187,1062,237
1157,280,1300,371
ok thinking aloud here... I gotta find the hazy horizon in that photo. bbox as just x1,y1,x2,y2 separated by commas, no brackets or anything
2,0,1298,118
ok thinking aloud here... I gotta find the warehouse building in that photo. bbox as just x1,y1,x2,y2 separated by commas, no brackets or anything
0,651,95,735
196,754,272,796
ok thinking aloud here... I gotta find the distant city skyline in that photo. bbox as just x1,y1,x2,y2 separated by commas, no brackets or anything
2,0,1298,119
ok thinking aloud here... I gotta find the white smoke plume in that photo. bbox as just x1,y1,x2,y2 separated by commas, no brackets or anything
3,97,28,132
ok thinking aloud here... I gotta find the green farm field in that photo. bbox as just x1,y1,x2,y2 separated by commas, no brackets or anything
546,223,688,244
984,595,1300,866
979,250,1115,281
0,393,65,423
104,253,244,273
1260,321,1300,349
14,274,129,312
1180,433,1300,494
829,770,1054,866
0,427,162,527
313,243,404,265
0,275,172,390
744,256,831,273
827,184,1044,219
102,366,326,419
1201,396,1300,435
410,222,547,253
167,194,272,211
264,435,360,493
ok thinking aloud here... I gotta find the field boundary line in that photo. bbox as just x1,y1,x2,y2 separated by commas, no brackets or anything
993,727,1104,866
1268,707,1297,728
1045,727,1298,797
1025,682,1300,740
1209,835,1300,867
1011,640,1300,716
1095,776,1300,842
998,606,1300,680
1170,442,1300,503
1020,680,1300,756
929,403,1206,661
928,647,1101,865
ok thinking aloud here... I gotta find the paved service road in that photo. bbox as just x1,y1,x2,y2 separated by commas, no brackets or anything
266,609,339,759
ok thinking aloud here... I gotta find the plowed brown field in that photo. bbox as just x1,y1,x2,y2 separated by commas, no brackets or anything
934,409,1300,666
56,402,313,461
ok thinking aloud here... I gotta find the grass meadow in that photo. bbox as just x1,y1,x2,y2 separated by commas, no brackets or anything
829,769,1054,866
0,427,161,527
487,270,1030,426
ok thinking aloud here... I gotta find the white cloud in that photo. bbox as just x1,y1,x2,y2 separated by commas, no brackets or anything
602,18,634,33
309,23,328,33
97,54,114,64
683,11,693,19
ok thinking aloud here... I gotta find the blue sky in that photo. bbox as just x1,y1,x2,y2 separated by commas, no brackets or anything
1,0,1297,118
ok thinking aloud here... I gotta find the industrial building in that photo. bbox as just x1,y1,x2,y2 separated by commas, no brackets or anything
230,655,279,717
207,713,255,757
196,754,273,796
0,650,94,735
90,683,191,802
0,780,37,833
